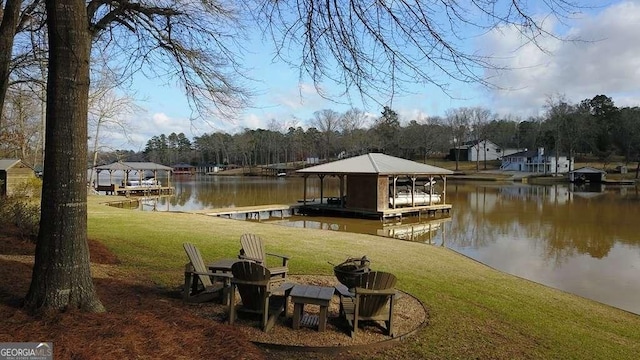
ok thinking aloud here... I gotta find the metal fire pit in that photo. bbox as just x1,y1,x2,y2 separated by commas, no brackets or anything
333,256,371,289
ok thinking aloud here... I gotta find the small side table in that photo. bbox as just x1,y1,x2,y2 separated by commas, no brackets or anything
208,258,238,305
290,285,335,332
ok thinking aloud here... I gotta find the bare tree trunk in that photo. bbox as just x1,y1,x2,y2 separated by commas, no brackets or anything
483,140,488,170
89,120,101,187
0,0,23,127
25,0,104,312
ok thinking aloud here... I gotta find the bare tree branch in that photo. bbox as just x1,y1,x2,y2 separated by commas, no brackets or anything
251,0,588,106
87,0,250,119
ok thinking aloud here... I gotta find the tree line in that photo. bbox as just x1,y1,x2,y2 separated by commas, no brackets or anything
3,92,638,171
133,96,640,169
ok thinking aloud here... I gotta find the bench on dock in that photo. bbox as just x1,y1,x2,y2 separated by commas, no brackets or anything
96,184,119,195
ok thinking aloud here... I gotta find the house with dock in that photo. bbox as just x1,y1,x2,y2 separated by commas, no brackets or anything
296,153,453,220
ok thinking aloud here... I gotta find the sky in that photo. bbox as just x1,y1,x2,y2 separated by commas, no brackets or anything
106,0,640,151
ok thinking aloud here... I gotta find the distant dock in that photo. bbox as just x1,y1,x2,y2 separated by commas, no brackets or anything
95,184,174,196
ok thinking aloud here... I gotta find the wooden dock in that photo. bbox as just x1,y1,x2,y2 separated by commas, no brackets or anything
296,203,452,220
189,202,452,222
191,204,295,221
381,204,452,220
96,184,174,196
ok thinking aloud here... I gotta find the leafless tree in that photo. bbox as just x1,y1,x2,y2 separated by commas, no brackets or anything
0,85,42,161
88,67,142,187
312,109,341,159
468,107,493,171
446,107,471,171
0,0,45,128
545,94,574,175
339,108,368,155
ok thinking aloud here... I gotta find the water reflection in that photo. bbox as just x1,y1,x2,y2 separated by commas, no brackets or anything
447,183,638,261
111,174,640,314
377,217,450,244
265,214,451,245
444,182,640,314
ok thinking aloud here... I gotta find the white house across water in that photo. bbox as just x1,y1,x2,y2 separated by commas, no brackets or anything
500,148,574,174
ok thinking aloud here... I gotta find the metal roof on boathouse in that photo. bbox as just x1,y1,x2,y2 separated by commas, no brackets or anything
296,153,453,175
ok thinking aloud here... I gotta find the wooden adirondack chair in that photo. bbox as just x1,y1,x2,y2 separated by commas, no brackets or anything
182,243,230,303
228,260,293,332
337,271,398,338
239,233,289,281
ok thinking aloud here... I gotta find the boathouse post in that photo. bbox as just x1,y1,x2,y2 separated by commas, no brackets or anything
411,176,417,207
442,176,447,204
318,174,325,204
392,176,398,209
428,176,435,205
303,175,308,204
339,175,345,207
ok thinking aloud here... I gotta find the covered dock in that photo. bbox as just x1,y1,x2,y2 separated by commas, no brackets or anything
93,161,174,196
569,166,606,183
296,153,453,220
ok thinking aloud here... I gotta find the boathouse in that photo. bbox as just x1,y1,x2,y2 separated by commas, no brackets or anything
93,161,174,196
569,167,606,183
296,153,453,219
172,163,195,175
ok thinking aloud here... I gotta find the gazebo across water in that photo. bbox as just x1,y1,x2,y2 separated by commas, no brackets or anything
93,161,174,195
296,153,453,220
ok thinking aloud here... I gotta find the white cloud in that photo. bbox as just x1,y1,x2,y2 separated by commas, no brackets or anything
481,0,640,116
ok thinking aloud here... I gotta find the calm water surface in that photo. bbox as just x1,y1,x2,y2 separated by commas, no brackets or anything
106,174,640,314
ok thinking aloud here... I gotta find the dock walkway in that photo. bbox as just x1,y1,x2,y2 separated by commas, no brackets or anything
189,203,452,221
296,203,452,220
190,204,294,221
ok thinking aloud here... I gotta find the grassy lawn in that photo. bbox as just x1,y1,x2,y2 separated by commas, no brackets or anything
87,196,640,359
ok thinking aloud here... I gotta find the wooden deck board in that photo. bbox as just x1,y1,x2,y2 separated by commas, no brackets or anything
298,203,452,219
191,205,293,217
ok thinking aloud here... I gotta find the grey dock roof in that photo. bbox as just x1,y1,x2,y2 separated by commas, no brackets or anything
297,153,453,175
571,166,607,174
94,161,173,171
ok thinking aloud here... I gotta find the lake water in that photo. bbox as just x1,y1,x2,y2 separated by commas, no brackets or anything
106,174,640,315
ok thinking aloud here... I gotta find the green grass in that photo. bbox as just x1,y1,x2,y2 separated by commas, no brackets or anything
87,196,640,359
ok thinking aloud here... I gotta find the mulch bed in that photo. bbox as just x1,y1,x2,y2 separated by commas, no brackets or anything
0,229,424,359
0,231,265,360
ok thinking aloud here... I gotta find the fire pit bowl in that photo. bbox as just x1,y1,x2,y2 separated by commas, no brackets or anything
333,256,371,289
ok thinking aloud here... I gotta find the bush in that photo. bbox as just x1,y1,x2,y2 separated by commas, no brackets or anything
0,178,42,242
